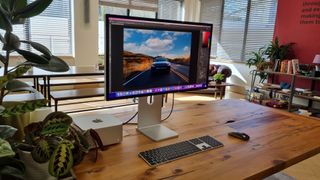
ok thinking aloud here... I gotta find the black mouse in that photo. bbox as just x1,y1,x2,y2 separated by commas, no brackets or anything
228,132,250,141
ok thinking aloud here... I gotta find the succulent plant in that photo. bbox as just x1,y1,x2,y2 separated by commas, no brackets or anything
0,0,70,117
213,73,225,82
19,112,89,178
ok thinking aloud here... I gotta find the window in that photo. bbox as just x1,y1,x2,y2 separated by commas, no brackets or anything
98,0,183,55
200,0,277,62
0,0,73,56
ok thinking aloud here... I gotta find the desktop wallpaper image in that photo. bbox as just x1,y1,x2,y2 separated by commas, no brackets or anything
123,28,192,90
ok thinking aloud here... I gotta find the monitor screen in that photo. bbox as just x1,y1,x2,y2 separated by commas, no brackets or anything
106,15,213,100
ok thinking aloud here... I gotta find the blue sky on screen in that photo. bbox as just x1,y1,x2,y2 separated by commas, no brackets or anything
124,28,192,59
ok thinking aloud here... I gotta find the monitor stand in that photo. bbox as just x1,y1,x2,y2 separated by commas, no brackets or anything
137,95,178,141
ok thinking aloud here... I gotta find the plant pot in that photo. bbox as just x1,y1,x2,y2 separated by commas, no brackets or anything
215,80,222,84
18,150,76,180
18,150,56,180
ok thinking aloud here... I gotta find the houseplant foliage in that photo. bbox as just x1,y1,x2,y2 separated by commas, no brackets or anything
18,112,89,178
0,0,69,118
246,47,270,83
0,125,25,180
265,36,295,63
213,73,224,84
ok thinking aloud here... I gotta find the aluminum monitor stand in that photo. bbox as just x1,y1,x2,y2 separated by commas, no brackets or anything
137,95,178,141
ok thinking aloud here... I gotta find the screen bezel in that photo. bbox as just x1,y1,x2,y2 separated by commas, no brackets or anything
105,14,213,101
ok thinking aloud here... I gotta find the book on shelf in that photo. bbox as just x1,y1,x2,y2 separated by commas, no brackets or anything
276,59,299,74
292,59,299,74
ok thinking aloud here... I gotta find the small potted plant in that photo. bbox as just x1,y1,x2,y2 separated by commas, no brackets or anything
213,73,224,84
0,125,25,180
17,112,89,179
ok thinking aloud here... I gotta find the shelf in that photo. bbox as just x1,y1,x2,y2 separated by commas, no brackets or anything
294,94,320,102
257,70,295,76
295,75,320,81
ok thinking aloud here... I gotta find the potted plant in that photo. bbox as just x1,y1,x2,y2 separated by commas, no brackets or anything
0,125,25,180
17,112,89,179
0,0,69,137
265,36,295,63
246,47,271,83
213,73,224,84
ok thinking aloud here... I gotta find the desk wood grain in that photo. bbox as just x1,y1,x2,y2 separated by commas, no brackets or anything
74,100,320,180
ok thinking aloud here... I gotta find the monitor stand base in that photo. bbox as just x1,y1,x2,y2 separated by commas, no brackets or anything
138,124,178,142
137,95,178,142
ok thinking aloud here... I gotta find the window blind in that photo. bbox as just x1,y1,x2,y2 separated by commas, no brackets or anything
244,0,277,60
158,0,182,20
99,0,159,12
29,0,72,56
200,0,223,57
218,0,249,61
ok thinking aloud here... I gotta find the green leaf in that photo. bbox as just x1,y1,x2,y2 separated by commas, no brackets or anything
35,56,69,72
0,157,25,180
14,0,53,18
0,66,31,89
0,125,17,139
5,79,37,93
16,49,49,64
31,138,51,163
41,112,72,136
48,143,73,177
20,40,52,59
0,106,4,113
0,138,15,158
12,0,27,12
0,165,25,180
0,6,12,31
3,32,21,51
1,99,47,117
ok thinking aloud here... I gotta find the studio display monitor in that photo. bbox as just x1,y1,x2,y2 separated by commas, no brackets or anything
105,14,212,141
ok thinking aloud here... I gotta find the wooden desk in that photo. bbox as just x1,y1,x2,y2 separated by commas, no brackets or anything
74,100,320,180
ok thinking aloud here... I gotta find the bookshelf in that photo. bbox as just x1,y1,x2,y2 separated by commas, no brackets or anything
249,70,320,114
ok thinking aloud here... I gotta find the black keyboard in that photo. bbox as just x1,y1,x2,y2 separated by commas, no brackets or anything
139,135,223,166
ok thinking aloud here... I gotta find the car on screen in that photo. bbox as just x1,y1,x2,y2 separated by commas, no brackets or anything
151,57,171,73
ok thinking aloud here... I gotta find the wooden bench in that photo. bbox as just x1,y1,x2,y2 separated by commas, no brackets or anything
50,87,105,112
38,78,104,92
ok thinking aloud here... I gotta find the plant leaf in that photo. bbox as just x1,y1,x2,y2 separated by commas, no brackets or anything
0,66,31,89
0,157,25,180
0,105,4,113
0,138,15,158
31,138,51,163
48,143,73,177
14,0,53,18
16,49,49,64
0,125,17,139
0,6,12,31
5,79,37,93
20,40,51,59
3,32,21,50
35,56,69,72
1,99,47,117
41,112,72,136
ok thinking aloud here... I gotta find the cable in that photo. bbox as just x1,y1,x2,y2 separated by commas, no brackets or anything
122,111,138,125
122,93,175,125
161,93,175,121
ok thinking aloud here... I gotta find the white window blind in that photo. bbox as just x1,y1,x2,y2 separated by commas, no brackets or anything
200,0,277,62
0,0,73,56
99,0,158,11
218,0,249,61
98,0,182,55
200,0,223,57
158,0,182,20
244,0,277,60
29,0,72,56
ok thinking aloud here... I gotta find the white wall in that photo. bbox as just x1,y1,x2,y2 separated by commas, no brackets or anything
211,59,254,94
73,0,99,66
